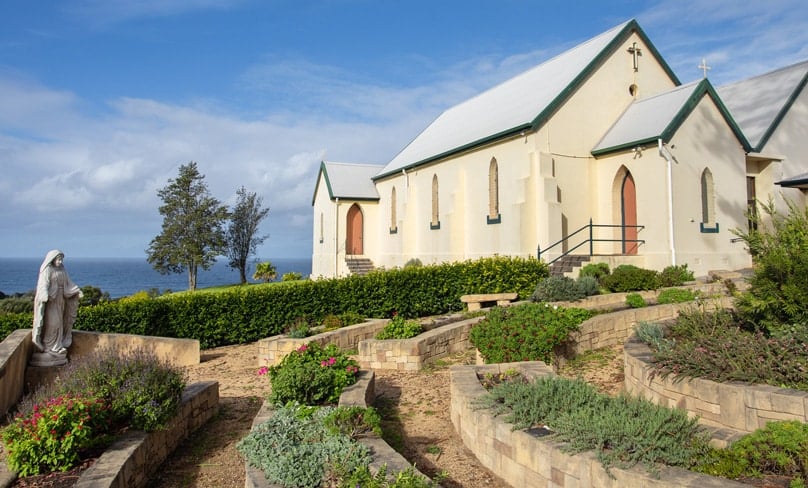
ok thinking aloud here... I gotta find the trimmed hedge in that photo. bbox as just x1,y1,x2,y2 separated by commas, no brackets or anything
1,256,547,349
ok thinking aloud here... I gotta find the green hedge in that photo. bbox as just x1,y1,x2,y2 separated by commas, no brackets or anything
1,256,547,349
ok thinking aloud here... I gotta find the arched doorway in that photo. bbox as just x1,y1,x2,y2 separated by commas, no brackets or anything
346,203,364,255
621,172,638,254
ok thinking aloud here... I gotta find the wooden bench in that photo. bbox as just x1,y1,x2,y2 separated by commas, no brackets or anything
460,293,518,311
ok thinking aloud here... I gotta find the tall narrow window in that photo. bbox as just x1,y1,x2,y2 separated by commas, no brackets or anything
430,174,440,229
488,158,501,224
319,212,324,243
390,187,397,234
700,168,719,233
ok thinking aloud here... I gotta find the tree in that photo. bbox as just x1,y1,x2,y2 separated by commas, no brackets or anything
226,186,270,284
253,261,277,283
147,162,229,291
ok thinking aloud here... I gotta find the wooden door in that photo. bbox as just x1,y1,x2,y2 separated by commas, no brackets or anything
346,203,363,255
622,172,638,254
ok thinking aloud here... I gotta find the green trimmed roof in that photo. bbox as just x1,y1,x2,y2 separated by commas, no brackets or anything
373,19,679,180
312,161,382,205
592,79,749,156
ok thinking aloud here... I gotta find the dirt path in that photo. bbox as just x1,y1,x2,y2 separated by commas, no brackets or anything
147,342,628,488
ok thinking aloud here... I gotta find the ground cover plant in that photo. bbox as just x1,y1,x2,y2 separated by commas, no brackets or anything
237,403,438,488
469,303,594,364
265,342,360,405
474,376,710,476
640,308,808,391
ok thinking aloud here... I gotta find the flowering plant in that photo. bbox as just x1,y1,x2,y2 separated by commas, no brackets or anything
266,342,360,405
2,394,111,476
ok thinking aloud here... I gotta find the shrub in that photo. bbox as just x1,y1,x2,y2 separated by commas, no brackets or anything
375,314,423,340
575,275,600,297
657,264,695,287
634,321,673,352
29,347,188,432
531,276,584,302
625,293,646,308
656,288,698,304
338,311,365,327
236,403,372,488
50,255,547,348
2,394,112,476
287,316,314,338
601,264,659,292
579,262,610,282
695,420,808,484
403,258,423,268
267,342,360,406
733,199,808,338
476,376,709,476
343,465,442,487
470,303,594,364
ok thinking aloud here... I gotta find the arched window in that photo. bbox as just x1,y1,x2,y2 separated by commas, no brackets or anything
700,168,719,232
488,158,501,224
430,174,440,229
390,186,397,234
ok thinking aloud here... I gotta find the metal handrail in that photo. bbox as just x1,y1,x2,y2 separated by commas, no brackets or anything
537,218,645,265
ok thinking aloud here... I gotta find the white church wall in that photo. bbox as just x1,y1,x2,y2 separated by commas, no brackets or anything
665,98,751,276
311,173,339,278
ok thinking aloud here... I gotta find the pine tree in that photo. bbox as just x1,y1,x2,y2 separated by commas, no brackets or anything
146,162,229,290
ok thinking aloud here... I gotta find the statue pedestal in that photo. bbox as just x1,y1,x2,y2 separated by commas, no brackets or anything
29,350,68,367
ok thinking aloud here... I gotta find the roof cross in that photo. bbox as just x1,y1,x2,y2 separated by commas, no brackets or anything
699,57,711,78
627,42,642,72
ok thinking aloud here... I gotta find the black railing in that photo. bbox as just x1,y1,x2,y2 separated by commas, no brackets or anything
537,219,645,266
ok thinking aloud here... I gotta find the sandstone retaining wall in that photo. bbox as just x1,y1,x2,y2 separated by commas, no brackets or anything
450,362,746,488
624,337,808,434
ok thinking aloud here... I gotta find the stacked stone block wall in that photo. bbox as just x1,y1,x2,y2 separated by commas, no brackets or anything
450,362,746,488
257,319,389,366
75,381,219,488
624,337,808,434
0,330,32,419
357,316,484,371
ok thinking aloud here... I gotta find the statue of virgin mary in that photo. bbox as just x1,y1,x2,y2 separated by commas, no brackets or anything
30,250,83,366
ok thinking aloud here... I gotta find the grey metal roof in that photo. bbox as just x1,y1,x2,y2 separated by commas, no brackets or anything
593,81,702,153
375,19,638,178
718,60,808,151
319,161,381,200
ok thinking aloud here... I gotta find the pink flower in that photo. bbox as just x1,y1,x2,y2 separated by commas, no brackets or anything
257,366,269,376
320,360,328,367
327,357,336,366
297,344,308,353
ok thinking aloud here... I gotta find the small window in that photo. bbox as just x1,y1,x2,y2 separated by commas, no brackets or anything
431,174,440,229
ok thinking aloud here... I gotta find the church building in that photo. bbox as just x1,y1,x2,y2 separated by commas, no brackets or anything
311,19,808,279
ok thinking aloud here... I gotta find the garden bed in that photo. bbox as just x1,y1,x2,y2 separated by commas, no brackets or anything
245,370,430,488
1,381,219,488
449,361,747,487
624,335,808,435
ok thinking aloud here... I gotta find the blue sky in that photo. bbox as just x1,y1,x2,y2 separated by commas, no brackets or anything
1,0,806,259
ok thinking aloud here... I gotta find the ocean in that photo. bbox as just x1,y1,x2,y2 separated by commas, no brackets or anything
0,257,312,298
